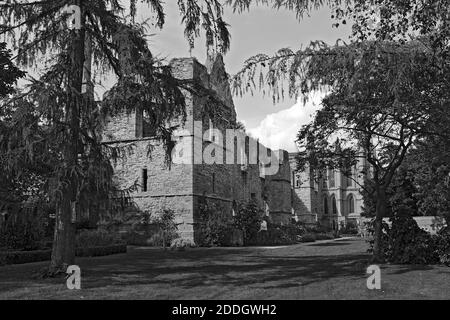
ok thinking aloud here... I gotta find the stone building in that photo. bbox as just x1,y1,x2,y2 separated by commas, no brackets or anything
102,53,369,243
102,55,293,243
290,152,368,229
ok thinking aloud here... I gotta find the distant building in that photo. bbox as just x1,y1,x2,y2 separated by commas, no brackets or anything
289,152,369,229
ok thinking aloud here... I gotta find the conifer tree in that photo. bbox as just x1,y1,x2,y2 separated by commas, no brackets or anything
0,0,230,275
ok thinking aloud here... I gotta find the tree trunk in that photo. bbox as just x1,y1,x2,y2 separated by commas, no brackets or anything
372,187,387,263
48,1,86,275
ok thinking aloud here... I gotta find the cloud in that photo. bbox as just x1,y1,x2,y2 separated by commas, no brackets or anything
247,94,324,152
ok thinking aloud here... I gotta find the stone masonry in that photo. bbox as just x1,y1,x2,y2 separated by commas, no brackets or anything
102,55,293,243
102,54,369,243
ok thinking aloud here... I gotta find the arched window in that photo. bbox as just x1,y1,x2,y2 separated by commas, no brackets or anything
323,196,328,215
331,195,337,215
347,194,355,214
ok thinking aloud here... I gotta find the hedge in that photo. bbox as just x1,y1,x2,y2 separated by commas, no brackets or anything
0,244,127,266
75,244,127,258
0,249,52,266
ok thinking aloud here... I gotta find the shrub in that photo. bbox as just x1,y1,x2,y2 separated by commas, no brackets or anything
301,223,331,234
435,228,450,266
152,209,179,248
315,233,336,240
299,233,316,243
119,209,179,248
283,224,306,239
0,245,127,266
248,223,302,246
170,238,196,251
76,229,122,248
340,223,359,235
292,222,307,235
75,244,127,257
145,230,177,247
120,231,150,246
367,215,450,265
234,201,263,245
386,215,439,264
0,249,51,266
198,202,233,247
0,208,48,251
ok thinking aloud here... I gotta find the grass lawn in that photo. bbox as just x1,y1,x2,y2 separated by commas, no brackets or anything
0,238,449,300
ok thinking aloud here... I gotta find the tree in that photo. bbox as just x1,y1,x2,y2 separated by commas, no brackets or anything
232,37,449,261
235,121,246,132
406,136,450,220
0,0,231,275
362,135,450,221
0,42,24,98
0,41,26,219
227,1,450,261
361,159,419,218
226,0,450,48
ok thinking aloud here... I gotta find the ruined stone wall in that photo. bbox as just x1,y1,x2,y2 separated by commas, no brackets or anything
103,55,295,244
289,155,319,223
100,59,201,241
186,55,271,230
107,139,195,239
265,150,292,225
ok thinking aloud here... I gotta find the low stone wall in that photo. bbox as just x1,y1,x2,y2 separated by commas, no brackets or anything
413,216,446,235
358,216,447,235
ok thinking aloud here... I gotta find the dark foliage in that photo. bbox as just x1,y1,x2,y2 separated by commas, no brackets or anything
198,201,234,247
0,42,24,98
234,200,263,245
149,209,179,248
368,215,450,265
0,206,50,251
0,244,127,266
249,222,301,245
75,229,123,248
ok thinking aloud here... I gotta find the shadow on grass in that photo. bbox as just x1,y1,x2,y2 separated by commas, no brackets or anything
388,264,435,275
0,242,372,294
79,249,371,290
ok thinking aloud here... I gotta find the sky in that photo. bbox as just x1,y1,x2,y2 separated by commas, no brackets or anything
14,1,352,153
142,1,351,152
